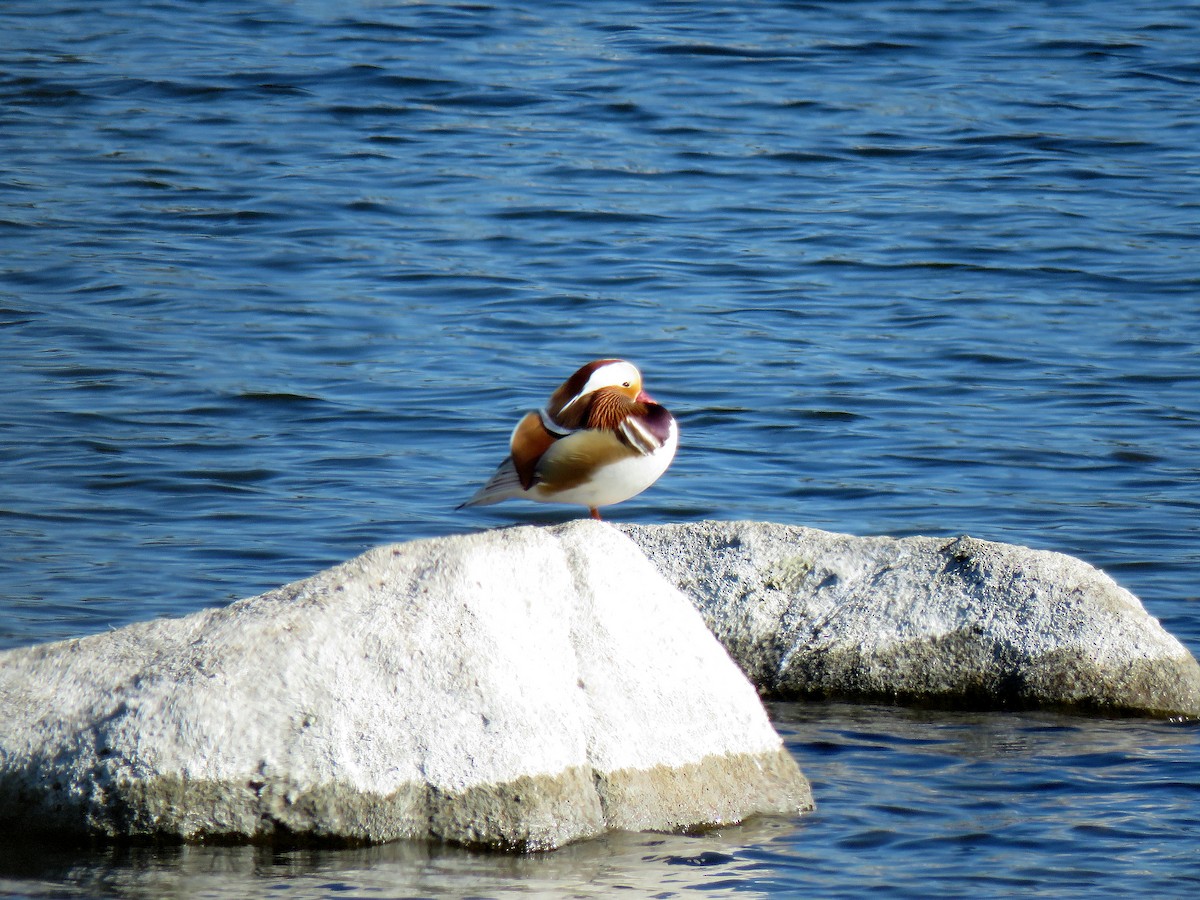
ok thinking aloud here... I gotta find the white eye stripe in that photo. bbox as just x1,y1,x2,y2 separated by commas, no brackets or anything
558,361,641,418
577,362,640,397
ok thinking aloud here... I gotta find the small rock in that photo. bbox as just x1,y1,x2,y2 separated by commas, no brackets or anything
622,521,1200,718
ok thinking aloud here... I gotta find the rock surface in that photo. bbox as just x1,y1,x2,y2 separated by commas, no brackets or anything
619,520,1200,720
0,521,812,850
621,521,1200,718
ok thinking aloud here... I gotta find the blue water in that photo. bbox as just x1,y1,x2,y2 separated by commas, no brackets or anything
2,0,1199,895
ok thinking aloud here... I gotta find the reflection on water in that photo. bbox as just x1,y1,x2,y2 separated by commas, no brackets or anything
0,818,800,900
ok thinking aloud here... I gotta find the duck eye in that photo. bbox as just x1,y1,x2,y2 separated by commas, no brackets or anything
622,381,631,387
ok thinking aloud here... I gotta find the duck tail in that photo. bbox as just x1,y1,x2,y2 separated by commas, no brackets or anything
456,456,527,509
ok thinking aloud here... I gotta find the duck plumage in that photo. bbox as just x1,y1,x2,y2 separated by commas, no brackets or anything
458,359,678,519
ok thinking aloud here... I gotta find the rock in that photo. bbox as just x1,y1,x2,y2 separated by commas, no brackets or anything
621,521,1200,719
0,522,813,850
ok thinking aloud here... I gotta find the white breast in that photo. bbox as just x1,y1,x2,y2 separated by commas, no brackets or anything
534,420,678,509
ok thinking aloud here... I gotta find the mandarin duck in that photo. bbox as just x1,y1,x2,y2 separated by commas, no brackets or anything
458,358,678,520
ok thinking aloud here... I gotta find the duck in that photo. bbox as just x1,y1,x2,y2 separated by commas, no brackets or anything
458,359,678,520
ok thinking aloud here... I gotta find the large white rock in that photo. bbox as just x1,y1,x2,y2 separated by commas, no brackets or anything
622,521,1200,718
0,521,812,850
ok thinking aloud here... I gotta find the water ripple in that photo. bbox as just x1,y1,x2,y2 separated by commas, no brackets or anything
2,0,1200,895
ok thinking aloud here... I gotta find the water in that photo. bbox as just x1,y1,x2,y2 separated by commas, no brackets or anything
2,0,1199,895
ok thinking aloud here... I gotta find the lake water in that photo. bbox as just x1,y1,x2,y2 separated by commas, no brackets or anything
2,0,1199,896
